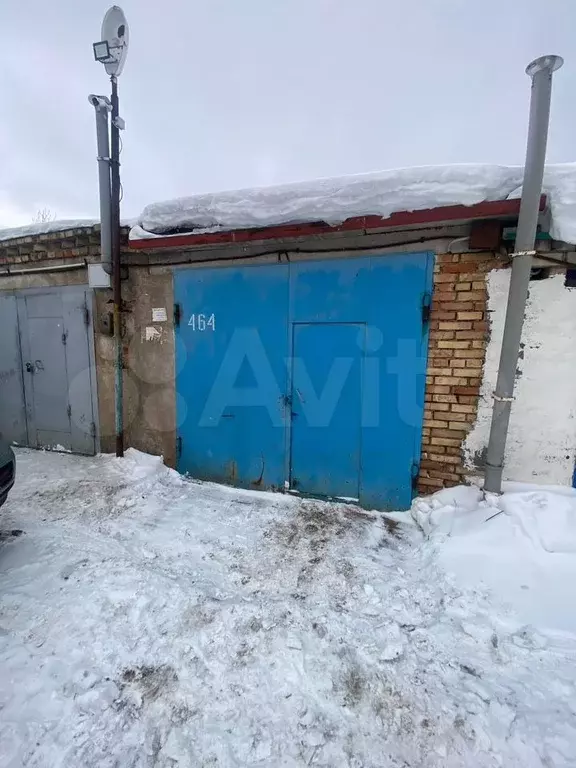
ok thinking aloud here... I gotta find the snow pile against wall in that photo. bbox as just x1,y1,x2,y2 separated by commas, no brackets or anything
465,271,576,485
412,483,576,633
132,163,576,244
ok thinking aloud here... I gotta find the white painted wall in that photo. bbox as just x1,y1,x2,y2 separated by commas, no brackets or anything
465,270,576,486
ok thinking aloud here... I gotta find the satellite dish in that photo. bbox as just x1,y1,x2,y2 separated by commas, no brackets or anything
100,6,129,77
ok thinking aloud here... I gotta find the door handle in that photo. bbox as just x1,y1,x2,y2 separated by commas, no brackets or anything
25,361,44,373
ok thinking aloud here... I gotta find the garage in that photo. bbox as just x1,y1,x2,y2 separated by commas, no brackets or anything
6,178,572,502
0,286,99,455
174,251,433,510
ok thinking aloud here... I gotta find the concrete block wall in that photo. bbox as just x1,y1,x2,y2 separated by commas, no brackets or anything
418,251,500,493
93,270,176,466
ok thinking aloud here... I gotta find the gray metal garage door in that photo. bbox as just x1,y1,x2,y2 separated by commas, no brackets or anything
0,286,98,454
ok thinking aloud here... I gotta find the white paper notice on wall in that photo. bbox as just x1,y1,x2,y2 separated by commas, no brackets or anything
144,326,162,342
152,307,167,322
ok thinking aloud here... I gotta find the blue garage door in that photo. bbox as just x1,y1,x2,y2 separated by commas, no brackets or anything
174,252,433,510
174,264,289,489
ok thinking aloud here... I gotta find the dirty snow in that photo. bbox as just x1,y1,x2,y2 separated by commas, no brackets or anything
2,449,576,767
132,163,576,245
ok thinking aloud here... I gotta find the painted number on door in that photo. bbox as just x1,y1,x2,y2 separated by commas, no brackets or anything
188,313,216,331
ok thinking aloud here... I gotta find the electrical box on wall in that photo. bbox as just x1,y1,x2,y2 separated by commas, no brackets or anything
88,263,111,288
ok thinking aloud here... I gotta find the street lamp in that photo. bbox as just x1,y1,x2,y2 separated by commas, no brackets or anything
91,6,129,458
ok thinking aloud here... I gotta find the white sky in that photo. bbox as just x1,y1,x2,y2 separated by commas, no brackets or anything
0,0,574,227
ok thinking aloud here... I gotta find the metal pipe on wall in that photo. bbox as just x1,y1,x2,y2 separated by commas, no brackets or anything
484,55,563,494
89,94,113,275
0,262,86,277
110,75,124,458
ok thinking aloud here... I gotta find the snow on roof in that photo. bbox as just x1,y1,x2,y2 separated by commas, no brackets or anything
132,163,576,245
0,218,140,245
0,219,100,244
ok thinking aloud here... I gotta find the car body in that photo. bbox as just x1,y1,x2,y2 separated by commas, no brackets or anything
0,440,16,508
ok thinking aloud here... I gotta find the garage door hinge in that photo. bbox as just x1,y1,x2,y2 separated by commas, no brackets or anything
174,303,182,328
67,404,72,419
176,436,182,458
61,331,67,345
90,422,96,437
411,461,420,491
421,292,432,325
84,304,90,326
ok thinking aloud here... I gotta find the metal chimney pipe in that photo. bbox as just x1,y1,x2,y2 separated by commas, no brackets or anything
483,55,563,494
110,75,124,458
89,94,112,275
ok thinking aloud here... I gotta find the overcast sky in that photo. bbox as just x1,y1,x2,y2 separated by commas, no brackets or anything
0,0,574,227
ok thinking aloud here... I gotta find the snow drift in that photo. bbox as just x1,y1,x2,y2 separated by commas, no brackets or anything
132,163,576,245
412,483,576,633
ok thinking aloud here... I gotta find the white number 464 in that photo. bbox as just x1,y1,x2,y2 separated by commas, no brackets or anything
188,313,215,331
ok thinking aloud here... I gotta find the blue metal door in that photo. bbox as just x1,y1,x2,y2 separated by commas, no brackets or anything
174,264,289,489
174,251,432,509
289,253,432,510
290,323,363,499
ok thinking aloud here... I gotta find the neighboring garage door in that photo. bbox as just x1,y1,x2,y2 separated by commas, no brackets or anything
0,287,98,455
174,252,433,510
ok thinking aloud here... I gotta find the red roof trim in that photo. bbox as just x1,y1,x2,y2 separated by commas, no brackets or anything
129,195,546,251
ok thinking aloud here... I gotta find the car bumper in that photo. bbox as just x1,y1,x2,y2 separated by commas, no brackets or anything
0,459,15,508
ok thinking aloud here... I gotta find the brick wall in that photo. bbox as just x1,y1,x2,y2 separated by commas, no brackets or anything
0,226,130,266
418,251,500,493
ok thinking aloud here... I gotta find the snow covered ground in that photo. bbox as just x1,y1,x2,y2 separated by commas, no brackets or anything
1,449,576,767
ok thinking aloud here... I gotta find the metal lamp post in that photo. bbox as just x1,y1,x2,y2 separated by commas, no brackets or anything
92,6,129,458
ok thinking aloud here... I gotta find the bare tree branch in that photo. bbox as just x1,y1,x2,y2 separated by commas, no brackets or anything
32,207,56,224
